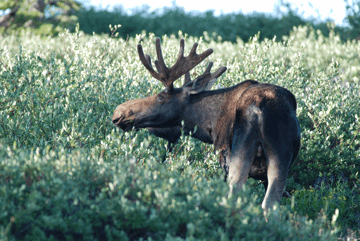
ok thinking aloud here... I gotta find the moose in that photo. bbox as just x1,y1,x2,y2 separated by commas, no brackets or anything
112,38,301,211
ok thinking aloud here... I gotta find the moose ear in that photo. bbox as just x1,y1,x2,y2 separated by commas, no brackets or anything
189,74,217,94
204,78,217,91
183,65,227,94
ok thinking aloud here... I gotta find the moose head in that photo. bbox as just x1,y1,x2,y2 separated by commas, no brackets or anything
112,38,301,212
112,38,226,135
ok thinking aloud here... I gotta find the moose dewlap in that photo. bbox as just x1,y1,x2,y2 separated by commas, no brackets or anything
112,38,301,211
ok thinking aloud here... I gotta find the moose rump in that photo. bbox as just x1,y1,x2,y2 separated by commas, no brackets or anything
223,84,301,210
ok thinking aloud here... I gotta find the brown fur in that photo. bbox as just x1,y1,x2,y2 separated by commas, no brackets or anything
214,80,259,152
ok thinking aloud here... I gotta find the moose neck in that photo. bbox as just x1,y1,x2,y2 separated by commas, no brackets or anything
181,88,230,144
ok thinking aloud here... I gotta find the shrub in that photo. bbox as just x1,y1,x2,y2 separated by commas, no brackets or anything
0,26,359,239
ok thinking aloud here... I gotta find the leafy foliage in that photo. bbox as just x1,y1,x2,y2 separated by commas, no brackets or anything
0,0,81,35
76,4,351,43
345,0,360,39
0,27,359,239
0,143,339,240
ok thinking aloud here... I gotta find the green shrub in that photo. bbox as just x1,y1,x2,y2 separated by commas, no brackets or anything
0,27,359,239
0,143,338,240
284,176,360,231
76,4,352,43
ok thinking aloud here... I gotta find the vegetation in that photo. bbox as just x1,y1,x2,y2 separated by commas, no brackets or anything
0,0,81,35
1,0,360,41
345,0,360,39
75,3,352,43
0,23,359,239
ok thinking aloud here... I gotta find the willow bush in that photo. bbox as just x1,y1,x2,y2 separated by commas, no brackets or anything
0,25,359,239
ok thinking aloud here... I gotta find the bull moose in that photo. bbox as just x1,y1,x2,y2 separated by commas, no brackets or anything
112,38,301,211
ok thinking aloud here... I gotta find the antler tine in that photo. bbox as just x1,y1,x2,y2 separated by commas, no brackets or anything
204,62,213,74
137,44,160,80
155,60,162,73
175,38,185,65
155,38,167,78
145,55,152,67
210,66,227,79
146,54,164,74
184,72,191,85
188,42,199,57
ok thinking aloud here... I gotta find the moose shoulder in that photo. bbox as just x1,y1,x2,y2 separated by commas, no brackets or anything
112,38,301,211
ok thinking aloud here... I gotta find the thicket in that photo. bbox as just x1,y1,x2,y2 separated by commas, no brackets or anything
76,4,353,43
1,0,360,41
0,0,80,36
0,26,359,239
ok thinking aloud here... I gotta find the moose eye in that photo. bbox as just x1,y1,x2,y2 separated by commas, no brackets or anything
157,95,163,101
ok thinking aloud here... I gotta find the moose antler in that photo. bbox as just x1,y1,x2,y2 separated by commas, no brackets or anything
137,38,214,92
184,62,227,91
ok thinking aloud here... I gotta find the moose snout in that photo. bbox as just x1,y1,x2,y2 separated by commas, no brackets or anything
112,105,126,126
112,97,152,128
112,114,123,125
112,104,136,127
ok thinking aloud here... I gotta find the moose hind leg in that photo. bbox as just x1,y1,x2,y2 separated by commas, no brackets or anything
261,151,292,211
228,128,258,197
260,109,299,211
